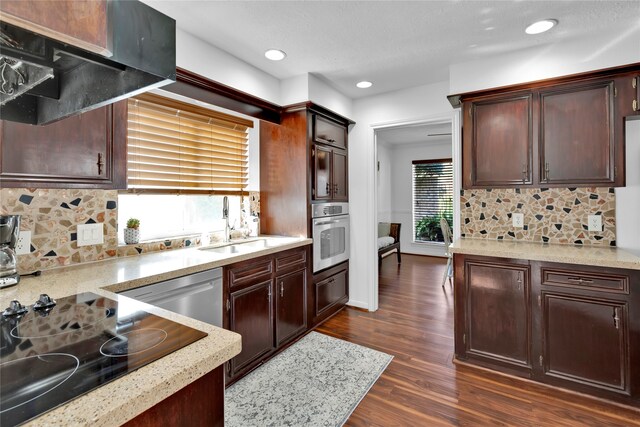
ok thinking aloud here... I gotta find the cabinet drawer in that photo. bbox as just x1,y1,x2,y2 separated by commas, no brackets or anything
315,268,348,316
314,115,346,149
275,248,307,273
229,258,273,290
541,268,629,294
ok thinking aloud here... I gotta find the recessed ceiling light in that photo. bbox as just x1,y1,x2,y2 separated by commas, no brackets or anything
356,81,373,89
264,49,286,61
525,19,558,35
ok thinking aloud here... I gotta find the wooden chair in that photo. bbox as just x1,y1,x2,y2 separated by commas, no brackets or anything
378,223,401,268
440,218,453,288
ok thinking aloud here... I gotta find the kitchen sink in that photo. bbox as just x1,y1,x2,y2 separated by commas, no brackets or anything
199,237,301,254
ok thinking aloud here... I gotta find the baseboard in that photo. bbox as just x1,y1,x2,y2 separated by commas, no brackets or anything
346,299,369,310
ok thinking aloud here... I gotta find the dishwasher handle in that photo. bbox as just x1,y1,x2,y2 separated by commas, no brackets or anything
134,281,216,307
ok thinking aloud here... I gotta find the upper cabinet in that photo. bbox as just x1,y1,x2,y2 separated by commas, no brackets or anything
464,93,533,187
457,65,640,189
312,113,349,201
314,115,347,150
0,101,127,189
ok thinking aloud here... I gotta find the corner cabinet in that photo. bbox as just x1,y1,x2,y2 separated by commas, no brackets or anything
454,254,640,405
0,101,127,189
224,246,309,384
458,65,640,189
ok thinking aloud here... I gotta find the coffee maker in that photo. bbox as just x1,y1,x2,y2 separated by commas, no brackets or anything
0,215,21,288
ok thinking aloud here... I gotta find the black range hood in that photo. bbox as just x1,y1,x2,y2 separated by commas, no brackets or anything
0,0,176,125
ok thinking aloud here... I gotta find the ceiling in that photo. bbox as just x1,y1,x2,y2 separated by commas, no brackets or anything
377,122,452,145
144,0,639,99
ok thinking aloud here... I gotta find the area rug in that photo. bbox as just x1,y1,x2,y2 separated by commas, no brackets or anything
225,331,393,427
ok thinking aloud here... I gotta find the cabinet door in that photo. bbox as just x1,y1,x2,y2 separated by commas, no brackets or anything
540,293,629,394
332,149,348,201
315,268,348,318
0,101,127,189
467,94,533,187
314,115,347,149
539,80,615,186
464,259,532,372
229,279,275,375
275,268,307,346
313,145,332,200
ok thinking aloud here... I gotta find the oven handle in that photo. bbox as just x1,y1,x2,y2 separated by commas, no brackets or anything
314,219,344,226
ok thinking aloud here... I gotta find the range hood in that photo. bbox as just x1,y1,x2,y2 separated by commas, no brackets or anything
0,1,176,125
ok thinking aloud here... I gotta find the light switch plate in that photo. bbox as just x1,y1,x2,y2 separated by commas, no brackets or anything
588,215,602,232
77,223,104,246
512,213,524,228
15,230,31,255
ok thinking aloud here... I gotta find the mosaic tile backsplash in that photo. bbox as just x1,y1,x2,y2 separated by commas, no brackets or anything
1,188,260,274
460,187,615,245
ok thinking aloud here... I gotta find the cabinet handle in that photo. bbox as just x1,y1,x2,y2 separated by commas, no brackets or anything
334,183,338,195
567,277,594,285
328,138,336,143
544,162,550,181
516,271,522,290
326,182,330,194
613,307,620,329
268,286,272,301
97,153,104,175
280,281,284,297
633,100,638,112
521,163,527,183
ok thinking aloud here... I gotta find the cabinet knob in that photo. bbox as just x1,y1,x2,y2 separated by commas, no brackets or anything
521,163,527,184
97,153,104,175
613,307,620,329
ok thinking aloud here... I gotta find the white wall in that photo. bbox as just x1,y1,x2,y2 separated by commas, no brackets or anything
349,81,453,310
376,142,392,222
449,30,640,94
308,74,354,119
175,29,281,104
616,119,640,256
389,140,452,257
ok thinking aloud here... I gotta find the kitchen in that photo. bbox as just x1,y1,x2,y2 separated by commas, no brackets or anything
1,1,640,426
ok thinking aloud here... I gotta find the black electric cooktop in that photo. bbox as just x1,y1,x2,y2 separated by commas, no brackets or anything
0,292,207,426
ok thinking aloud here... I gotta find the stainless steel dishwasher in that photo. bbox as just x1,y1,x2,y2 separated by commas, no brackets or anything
120,268,223,328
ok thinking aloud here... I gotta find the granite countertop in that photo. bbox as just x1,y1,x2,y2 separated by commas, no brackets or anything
1,236,312,427
449,238,640,270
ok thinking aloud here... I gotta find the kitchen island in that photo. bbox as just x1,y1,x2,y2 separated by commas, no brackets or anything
450,238,640,407
0,236,312,427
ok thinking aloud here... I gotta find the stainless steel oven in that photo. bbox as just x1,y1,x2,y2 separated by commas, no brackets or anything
312,203,350,272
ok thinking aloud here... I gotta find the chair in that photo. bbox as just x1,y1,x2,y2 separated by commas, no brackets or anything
378,222,401,268
440,218,453,288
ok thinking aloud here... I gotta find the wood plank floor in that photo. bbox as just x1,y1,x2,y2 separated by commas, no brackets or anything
317,254,640,426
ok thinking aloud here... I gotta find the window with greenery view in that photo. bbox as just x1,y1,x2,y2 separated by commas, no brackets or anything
412,159,453,243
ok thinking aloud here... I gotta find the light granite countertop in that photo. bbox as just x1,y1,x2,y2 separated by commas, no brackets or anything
0,236,312,427
450,238,640,271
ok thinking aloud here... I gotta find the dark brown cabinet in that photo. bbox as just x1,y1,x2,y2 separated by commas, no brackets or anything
454,253,640,405
457,257,532,374
0,101,127,189
464,94,533,187
275,269,307,346
312,144,348,201
314,114,347,150
228,278,275,376
539,80,615,186
540,293,629,394
224,245,310,384
458,65,640,189
311,261,349,327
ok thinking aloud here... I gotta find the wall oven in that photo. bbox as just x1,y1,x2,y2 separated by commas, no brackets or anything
312,203,350,272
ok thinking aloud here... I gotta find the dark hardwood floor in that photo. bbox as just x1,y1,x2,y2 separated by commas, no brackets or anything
317,254,640,426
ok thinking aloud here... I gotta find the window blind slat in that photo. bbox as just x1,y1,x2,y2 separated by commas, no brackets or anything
412,160,453,243
127,95,251,194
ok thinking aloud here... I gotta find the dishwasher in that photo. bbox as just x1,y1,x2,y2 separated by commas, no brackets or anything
120,268,223,328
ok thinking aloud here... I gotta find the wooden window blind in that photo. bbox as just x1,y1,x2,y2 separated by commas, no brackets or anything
412,159,453,242
125,92,253,194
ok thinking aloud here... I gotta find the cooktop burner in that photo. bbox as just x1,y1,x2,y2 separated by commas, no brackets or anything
0,292,207,426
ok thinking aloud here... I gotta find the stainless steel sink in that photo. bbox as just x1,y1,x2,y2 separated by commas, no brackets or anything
198,237,300,254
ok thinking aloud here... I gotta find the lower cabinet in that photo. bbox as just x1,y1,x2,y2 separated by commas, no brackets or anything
454,254,640,405
224,246,309,384
462,258,531,374
310,261,349,327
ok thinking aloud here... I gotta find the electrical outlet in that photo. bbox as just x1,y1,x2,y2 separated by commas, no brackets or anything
15,230,31,255
512,213,524,228
77,223,104,246
588,215,602,232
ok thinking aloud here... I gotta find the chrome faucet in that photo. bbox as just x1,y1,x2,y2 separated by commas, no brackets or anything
222,196,230,243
